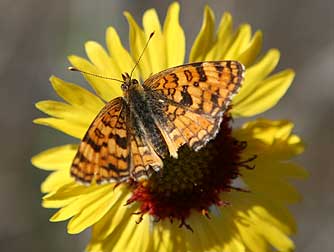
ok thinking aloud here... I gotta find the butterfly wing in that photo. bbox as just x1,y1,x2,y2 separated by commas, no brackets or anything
71,97,162,184
127,113,163,180
143,60,244,155
71,97,129,184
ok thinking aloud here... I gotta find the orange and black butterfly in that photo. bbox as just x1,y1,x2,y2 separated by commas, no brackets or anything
70,60,245,184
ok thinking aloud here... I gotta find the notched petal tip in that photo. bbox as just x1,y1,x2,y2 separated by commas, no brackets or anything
236,30,263,67
189,4,216,62
163,0,185,67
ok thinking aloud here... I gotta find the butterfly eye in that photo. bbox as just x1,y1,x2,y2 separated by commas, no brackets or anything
121,83,128,90
132,79,139,85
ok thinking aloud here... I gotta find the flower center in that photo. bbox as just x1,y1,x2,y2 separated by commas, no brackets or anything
127,112,253,229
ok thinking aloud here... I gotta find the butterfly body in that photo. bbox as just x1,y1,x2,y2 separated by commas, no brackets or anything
126,78,170,159
71,61,245,184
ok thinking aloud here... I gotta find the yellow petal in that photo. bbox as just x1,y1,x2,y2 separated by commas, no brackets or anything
254,216,294,251
42,196,74,209
230,191,296,235
247,160,308,180
68,55,122,101
235,119,305,162
223,237,246,252
115,217,150,252
49,75,104,113
90,189,133,240
251,205,294,235
186,213,227,251
33,117,86,139
105,211,152,252
205,12,233,61
85,41,119,74
42,184,80,209
267,135,305,160
105,26,139,80
236,221,269,252
43,182,100,208
35,100,96,126
235,30,263,67
89,202,150,252
232,49,280,108
67,185,117,234
143,8,166,74
150,220,176,252
105,215,149,252
41,170,74,193
84,41,125,93
124,11,151,79
50,184,112,222
243,48,280,84
44,182,99,200
233,69,295,117
189,5,215,62
163,2,185,67
31,144,78,171
237,119,292,144
223,24,252,60
243,173,302,203
215,208,246,252
123,216,151,252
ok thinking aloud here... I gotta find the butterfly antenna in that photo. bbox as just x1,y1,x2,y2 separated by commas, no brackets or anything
68,67,123,83
130,31,155,78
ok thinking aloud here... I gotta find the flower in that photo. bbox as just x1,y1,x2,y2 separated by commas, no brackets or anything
32,2,307,252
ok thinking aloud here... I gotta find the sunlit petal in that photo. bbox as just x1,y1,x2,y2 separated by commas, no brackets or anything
163,2,185,67
189,6,216,62
106,26,139,80
68,54,122,101
233,69,295,117
124,11,151,80
31,144,77,171
49,75,104,112
33,117,86,139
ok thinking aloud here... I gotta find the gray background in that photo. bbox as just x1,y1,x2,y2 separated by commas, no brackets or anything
0,0,332,251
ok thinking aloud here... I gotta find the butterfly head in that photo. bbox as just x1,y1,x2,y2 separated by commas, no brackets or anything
121,72,140,91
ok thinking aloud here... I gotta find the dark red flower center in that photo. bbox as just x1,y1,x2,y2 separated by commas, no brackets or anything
126,112,254,229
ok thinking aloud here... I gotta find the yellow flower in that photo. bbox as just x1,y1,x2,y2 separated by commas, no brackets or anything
32,2,306,252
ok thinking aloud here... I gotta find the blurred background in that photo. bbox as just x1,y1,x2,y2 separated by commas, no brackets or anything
0,0,332,251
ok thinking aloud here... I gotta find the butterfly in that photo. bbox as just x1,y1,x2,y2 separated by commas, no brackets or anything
70,60,245,184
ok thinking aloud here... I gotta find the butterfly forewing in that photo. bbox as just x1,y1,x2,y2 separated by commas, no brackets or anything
144,60,244,152
144,61,244,117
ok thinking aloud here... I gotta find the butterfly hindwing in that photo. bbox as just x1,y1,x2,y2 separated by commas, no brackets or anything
127,112,163,180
